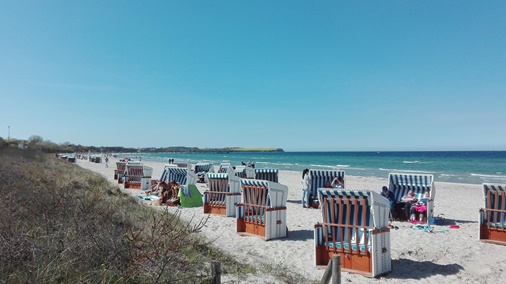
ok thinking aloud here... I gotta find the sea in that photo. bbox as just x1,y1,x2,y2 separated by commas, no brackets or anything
117,151,506,185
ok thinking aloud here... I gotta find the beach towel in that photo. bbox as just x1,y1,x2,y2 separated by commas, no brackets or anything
138,195,160,201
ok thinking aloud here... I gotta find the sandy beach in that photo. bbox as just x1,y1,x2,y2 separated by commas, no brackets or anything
76,157,506,283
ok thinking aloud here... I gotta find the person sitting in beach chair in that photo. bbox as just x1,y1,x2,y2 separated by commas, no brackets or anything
167,181,181,206
400,190,418,221
381,186,396,220
331,177,344,188
144,181,170,206
410,189,431,222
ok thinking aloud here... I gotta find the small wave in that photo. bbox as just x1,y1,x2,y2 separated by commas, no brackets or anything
471,173,506,179
403,160,432,164
379,168,434,174
309,164,336,169
336,165,351,168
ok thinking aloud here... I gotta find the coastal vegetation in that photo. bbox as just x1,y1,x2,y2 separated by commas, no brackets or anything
0,147,308,283
1,135,283,154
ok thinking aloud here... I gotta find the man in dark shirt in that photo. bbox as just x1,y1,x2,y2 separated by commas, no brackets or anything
381,186,396,220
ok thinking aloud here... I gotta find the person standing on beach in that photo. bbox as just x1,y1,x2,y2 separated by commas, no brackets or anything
301,169,311,208
105,156,109,168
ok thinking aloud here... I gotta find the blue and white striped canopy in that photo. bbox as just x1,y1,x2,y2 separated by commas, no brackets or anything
241,179,270,187
195,163,213,173
389,173,433,187
255,169,278,173
208,173,229,179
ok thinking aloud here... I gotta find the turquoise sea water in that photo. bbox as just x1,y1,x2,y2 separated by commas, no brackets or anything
118,151,506,185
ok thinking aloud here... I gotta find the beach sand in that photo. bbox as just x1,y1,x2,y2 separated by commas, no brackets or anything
76,158,506,283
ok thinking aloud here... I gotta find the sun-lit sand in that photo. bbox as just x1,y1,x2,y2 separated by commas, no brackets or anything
76,157,506,283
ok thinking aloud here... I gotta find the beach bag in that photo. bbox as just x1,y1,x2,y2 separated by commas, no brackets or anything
428,214,445,225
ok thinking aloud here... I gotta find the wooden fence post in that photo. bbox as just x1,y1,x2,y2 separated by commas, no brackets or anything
332,255,341,284
211,261,221,284
320,259,333,284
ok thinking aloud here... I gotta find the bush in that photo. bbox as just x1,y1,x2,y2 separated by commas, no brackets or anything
0,148,214,283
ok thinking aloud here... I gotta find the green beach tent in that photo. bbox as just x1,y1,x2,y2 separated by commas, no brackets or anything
178,184,203,208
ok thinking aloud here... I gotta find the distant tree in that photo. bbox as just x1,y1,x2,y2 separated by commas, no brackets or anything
28,135,44,143
36,140,60,152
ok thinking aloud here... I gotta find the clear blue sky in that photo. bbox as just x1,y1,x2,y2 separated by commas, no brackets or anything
1,1,505,151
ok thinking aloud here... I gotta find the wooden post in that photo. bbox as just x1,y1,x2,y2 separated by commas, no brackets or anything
211,261,221,284
332,255,341,284
320,259,333,284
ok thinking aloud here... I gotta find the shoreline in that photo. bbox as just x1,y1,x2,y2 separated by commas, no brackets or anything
105,151,506,186
76,157,506,283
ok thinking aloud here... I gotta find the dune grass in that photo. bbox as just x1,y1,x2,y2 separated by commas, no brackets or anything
0,147,315,283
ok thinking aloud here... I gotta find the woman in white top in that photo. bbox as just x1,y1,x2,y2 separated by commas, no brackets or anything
301,169,311,208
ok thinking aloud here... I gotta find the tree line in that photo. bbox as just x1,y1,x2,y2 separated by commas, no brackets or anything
0,135,283,153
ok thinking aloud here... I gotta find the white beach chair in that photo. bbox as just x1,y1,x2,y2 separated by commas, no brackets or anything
314,189,391,277
480,183,506,245
160,164,198,186
218,161,233,173
203,173,242,217
124,164,153,190
309,170,346,208
235,179,288,241
388,173,435,222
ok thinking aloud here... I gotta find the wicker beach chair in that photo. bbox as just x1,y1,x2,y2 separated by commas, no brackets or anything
218,161,232,173
233,165,246,178
309,170,346,208
194,162,214,174
160,164,198,186
388,173,435,222
233,165,255,178
480,183,506,245
314,189,391,277
236,179,288,240
124,164,153,190
254,168,279,183
194,162,215,183
203,173,241,217
116,161,141,183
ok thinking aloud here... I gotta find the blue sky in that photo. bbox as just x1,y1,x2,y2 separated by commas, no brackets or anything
1,1,505,151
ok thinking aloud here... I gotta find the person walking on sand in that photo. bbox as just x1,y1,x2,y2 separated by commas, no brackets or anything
105,156,109,168
301,169,311,208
